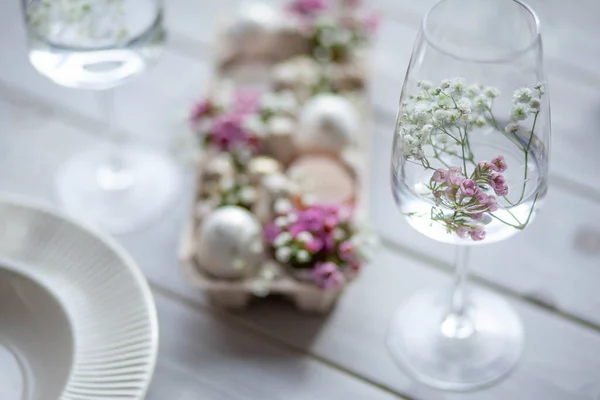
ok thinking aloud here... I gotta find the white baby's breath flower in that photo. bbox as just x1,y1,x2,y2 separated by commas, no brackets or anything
412,147,425,160
417,80,432,90
473,96,490,113
457,98,471,113
505,122,520,134
529,97,541,110
484,86,500,98
287,212,298,223
440,79,451,89
513,88,532,104
450,78,466,96
297,231,313,243
333,228,346,240
243,115,265,136
274,232,292,247
466,84,480,98
239,186,256,203
534,82,546,96
275,246,292,263
433,109,451,122
511,104,530,121
296,250,310,263
275,216,289,227
473,116,487,127
274,198,292,214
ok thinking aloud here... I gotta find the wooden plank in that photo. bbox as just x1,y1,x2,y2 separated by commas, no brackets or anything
146,291,403,400
2,93,600,400
234,247,600,400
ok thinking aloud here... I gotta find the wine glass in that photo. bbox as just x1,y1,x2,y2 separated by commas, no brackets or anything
388,0,550,391
22,0,179,234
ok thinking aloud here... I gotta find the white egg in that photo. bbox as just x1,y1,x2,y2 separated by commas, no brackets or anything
296,94,359,155
195,206,263,279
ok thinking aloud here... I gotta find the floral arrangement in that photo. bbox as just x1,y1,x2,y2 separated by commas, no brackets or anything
398,78,545,241
263,198,376,289
287,0,380,63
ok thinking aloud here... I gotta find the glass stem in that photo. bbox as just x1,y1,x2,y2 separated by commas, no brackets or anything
451,245,470,316
441,246,474,339
96,89,133,191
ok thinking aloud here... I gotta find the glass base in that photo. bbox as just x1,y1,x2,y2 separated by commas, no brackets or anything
56,145,180,234
387,287,524,391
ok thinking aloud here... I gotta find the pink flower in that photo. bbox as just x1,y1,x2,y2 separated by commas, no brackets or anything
264,223,282,244
469,225,486,241
459,179,477,197
362,13,381,34
288,0,328,16
457,226,470,238
448,166,466,186
445,186,456,201
471,213,484,220
432,168,448,183
342,0,361,7
306,238,324,253
209,113,258,152
232,89,261,115
474,187,487,202
491,156,508,172
489,173,506,189
477,161,498,173
489,173,509,196
190,99,212,124
311,262,346,289
339,240,356,262
324,215,339,231
485,196,498,212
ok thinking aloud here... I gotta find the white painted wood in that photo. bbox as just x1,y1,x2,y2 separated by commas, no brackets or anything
146,291,405,400
2,93,600,399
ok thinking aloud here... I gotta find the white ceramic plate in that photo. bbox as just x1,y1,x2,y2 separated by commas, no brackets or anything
0,196,158,400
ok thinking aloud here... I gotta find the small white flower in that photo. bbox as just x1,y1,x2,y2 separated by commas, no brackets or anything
239,186,256,203
457,98,471,113
333,228,346,240
440,79,451,89
484,86,500,98
466,84,481,98
505,122,520,134
275,216,289,227
296,250,310,263
473,96,490,112
529,97,541,110
297,231,313,243
534,82,546,96
473,116,486,127
287,212,298,223
220,177,235,191
433,109,451,122
417,80,432,90
243,115,265,136
274,198,292,214
513,88,532,103
412,147,425,160
274,232,292,247
275,246,292,263
450,78,466,95
511,104,530,121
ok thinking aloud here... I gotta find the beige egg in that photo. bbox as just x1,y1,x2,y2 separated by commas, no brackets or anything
296,94,359,155
247,156,282,184
195,206,263,279
287,155,356,205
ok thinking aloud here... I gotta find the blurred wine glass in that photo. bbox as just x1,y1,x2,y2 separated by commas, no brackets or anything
387,0,550,391
22,0,179,233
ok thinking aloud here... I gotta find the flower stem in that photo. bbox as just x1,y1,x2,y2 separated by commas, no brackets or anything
514,111,539,204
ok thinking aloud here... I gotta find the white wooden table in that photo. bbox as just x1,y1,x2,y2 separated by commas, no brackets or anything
1,1,600,399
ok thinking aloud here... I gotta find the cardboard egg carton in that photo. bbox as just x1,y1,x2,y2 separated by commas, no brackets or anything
178,7,374,313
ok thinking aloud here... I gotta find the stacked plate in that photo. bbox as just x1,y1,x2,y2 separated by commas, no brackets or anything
0,197,158,400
